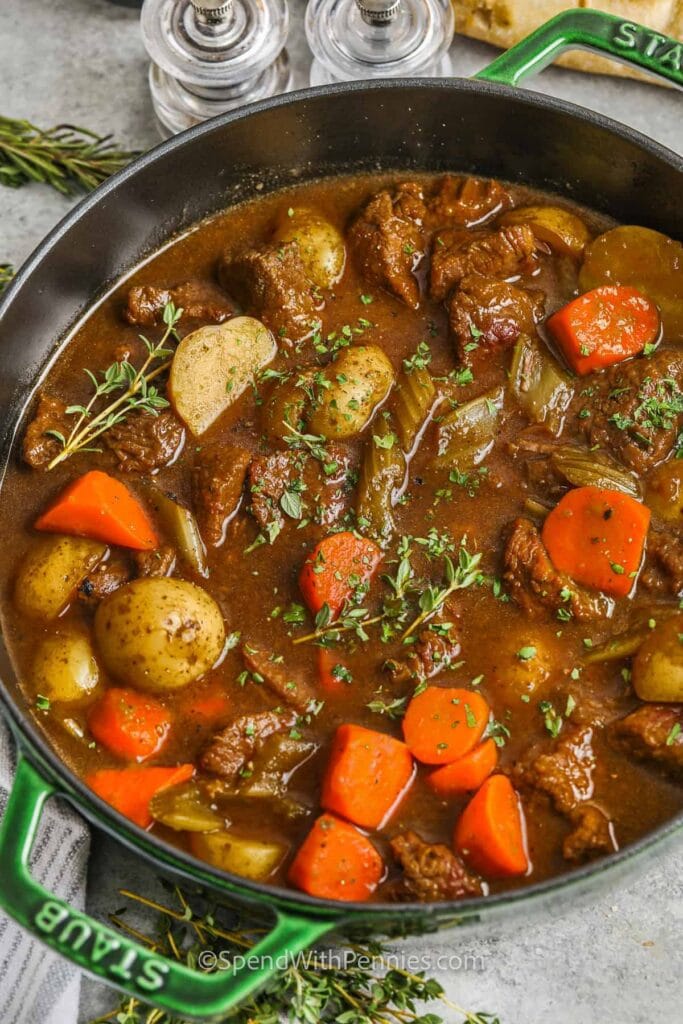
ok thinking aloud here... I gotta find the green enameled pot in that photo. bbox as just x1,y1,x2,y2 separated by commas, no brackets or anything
0,9,681,1021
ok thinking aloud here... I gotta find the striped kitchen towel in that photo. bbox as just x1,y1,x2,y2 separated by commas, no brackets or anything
0,717,89,1024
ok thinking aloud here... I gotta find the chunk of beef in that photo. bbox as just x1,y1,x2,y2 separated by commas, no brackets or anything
447,275,544,362
348,182,426,309
22,394,72,470
78,556,132,606
243,646,316,713
200,709,297,782
503,518,609,622
426,176,512,229
248,451,295,530
192,443,251,547
563,805,616,863
134,545,176,579
123,279,234,326
513,724,596,815
388,830,482,902
609,704,683,777
513,724,617,863
249,446,352,532
641,528,683,596
578,349,683,475
104,410,184,473
221,241,319,343
385,625,461,684
430,224,540,303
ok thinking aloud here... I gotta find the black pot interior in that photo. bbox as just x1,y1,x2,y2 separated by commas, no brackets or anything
0,78,681,913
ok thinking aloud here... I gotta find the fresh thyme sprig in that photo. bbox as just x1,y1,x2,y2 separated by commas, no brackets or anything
0,263,14,294
46,301,181,470
400,548,483,641
283,421,340,476
0,116,138,194
91,884,501,1024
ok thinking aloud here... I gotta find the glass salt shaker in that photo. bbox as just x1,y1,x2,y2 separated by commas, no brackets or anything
305,0,454,86
141,0,292,137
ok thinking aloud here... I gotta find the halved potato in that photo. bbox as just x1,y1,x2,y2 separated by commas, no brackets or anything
632,614,683,703
94,577,225,692
308,345,394,439
170,316,276,436
501,205,591,258
15,535,106,620
31,631,100,703
274,207,346,289
190,830,286,880
579,226,683,335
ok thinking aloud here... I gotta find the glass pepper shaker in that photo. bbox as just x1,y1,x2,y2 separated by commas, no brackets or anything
305,0,454,85
141,0,292,137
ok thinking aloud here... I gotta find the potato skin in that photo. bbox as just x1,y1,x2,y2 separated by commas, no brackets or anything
31,631,100,703
501,205,591,258
94,578,225,692
633,614,683,703
15,535,107,620
308,345,394,439
274,207,346,289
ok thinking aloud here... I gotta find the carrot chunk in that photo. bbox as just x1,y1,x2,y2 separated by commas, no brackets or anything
86,764,194,828
35,470,158,550
427,738,498,796
317,649,353,697
547,284,660,375
299,531,382,618
542,485,650,598
453,774,529,878
402,687,489,765
287,813,384,901
321,723,414,829
88,687,171,762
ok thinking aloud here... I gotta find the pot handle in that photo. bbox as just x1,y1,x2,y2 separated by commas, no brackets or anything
475,8,683,90
0,757,336,1022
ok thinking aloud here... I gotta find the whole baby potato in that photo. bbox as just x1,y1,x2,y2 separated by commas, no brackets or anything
274,207,346,289
94,578,225,692
633,614,683,703
500,205,591,258
308,345,394,439
15,535,107,620
32,631,100,703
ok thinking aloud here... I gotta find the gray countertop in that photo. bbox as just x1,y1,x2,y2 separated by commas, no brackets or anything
1,2,682,1022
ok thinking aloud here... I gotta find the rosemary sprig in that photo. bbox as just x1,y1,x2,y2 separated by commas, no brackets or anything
0,263,14,294
91,884,501,1024
0,116,137,194
46,301,181,470
400,547,483,642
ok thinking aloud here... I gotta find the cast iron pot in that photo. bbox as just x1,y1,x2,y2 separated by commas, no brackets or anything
0,9,681,1022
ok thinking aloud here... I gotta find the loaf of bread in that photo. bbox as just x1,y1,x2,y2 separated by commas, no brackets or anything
454,0,682,84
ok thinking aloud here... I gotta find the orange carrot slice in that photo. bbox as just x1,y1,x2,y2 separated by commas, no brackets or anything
299,531,382,618
427,738,498,796
547,285,660,375
402,687,489,765
86,764,194,828
88,687,171,762
321,723,414,829
453,774,529,878
287,813,384,901
35,470,158,550
542,485,650,598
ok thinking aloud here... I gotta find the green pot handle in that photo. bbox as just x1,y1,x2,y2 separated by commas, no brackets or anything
0,757,336,1022
475,8,683,90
